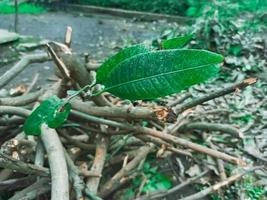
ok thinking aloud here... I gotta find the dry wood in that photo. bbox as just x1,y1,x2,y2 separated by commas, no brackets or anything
40,124,69,200
86,134,108,194
136,169,209,200
0,90,43,106
179,166,263,200
71,110,245,165
176,78,257,114
0,151,49,176
179,122,241,137
0,53,49,88
99,145,154,198
8,177,50,200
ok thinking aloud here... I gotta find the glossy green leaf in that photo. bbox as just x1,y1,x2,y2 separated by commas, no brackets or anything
96,44,149,84
104,49,223,100
162,35,192,49
23,96,71,136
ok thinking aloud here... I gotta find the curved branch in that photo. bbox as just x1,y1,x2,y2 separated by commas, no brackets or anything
0,106,31,117
0,53,49,88
0,90,43,106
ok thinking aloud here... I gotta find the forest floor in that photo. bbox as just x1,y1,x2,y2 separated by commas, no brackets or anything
0,9,266,200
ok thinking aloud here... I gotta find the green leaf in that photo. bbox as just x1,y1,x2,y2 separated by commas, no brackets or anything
23,96,71,136
162,35,192,49
96,44,149,84
104,49,223,100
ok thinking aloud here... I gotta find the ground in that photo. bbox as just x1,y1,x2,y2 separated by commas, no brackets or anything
0,8,266,200
0,11,170,89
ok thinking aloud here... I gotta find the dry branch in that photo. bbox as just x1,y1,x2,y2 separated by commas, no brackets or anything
71,110,245,165
136,169,209,200
176,78,257,114
86,134,109,194
0,90,43,106
179,166,263,200
40,124,69,200
0,53,49,88
71,99,158,120
0,151,49,176
0,106,31,117
8,177,50,200
179,122,241,137
99,145,154,198
0,176,35,191
64,150,85,200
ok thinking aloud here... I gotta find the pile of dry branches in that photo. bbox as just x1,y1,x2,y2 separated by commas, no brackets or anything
0,27,263,200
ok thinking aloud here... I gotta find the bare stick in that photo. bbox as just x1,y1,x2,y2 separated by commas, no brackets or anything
176,78,257,114
0,106,31,117
47,44,71,79
0,90,43,106
71,99,159,120
34,139,45,167
9,178,50,200
0,116,24,126
64,150,84,200
0,176,36,191
0,152,49,176
24,73,39,94
99,145,154,198
179,122,241,137
71,111,245,165
0,53,49,88
179,166,263,200
58,129,95,151
137,135,192,157
86,134,108,194
40,124,69,200
64,26,72,48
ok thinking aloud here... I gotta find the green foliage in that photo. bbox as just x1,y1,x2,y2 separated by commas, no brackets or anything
96,44,149,84
119,162,172,199
23,96,71,136
0,1,47,14
161,35,192,49
78,0,266,17
243,176,266,200
102,49,223,100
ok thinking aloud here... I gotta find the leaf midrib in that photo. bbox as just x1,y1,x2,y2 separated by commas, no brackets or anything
105,63,218,91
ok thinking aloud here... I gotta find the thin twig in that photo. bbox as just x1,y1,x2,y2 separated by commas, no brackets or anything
136,169,209,200
99,145,154,198
178,166,263,200
176,78,257,114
